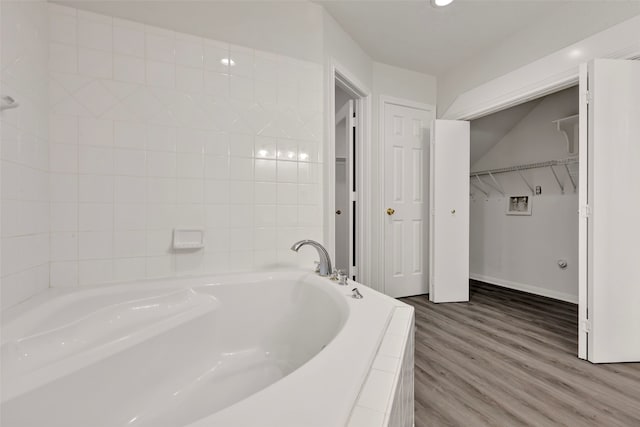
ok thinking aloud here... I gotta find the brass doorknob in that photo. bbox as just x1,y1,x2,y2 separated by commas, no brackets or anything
386,208,395,216
336,210,342,215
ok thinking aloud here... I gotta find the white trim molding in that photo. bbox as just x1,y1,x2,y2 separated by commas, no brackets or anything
378,96,435,296
325,58,372,285
443,14,640,121
470,274,578,304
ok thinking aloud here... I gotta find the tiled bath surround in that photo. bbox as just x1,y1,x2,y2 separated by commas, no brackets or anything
1,1,50,308
348,306,415,427
47,4,323,287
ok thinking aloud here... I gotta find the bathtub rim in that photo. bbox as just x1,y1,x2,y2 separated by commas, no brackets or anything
1,270,403,427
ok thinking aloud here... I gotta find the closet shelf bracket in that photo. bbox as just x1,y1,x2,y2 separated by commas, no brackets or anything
487,172,506,197
471,180,489,198
517,170,534,195
564,164,577,193
550,165,564,194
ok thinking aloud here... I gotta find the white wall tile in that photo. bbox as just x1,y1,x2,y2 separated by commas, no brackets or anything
175,35,203,68
176,66,203,93
146,61,175,88
79,175,114,203
115,121,146,149
39,6,324,288
79,231,113,260
230,76,253,102
204,71,228,96
79,259,113,285
114,257,146,281
50,173,78,202
79,117,113,147
49,114,78,144
145,32,175,63
114,176,146,203
114,54,146,84
204,180,229,204
114,203,146,230
229,157,253,181
51,202,78,232
50,232,78,261
229,45,254,78
49,42,78,74
203,40,229,73
205,156,229,180
113,25,145,58
205,204,229,228
79,203,113,231
79,146,113,175
50,143,78,173
50,12,77,45
114,231,146,258
277,183,297,205
277,160,297,183
114,148,146,176
50,261,79,288
78,48,113,79
78,18,112,51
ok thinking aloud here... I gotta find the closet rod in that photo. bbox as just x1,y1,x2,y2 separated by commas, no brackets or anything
470,158,578,177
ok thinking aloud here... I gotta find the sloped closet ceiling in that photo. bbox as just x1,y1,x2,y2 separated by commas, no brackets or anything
469,98,539,166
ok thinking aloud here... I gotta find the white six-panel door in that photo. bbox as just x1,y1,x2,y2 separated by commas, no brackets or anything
429,120,470,303
582,59,640,363
383,103,432,298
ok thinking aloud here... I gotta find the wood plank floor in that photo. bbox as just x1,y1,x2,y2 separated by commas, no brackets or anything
400,281,640,427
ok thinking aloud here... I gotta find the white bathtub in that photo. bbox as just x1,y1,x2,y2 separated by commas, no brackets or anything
1,271,409,427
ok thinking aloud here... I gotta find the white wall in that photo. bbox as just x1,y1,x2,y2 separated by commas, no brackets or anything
1,0,50,308
438,4,640,116
470,88,579,302
47,4,323,288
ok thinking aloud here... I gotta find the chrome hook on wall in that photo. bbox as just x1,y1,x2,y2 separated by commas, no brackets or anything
0,95,19,111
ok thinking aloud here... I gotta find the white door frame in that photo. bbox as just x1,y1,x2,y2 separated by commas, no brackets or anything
442,18,639,360
325,59,372,284
379,96,435,295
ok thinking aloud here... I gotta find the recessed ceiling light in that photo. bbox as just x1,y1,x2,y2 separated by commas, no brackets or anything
433,0,454,6
220,58,235,66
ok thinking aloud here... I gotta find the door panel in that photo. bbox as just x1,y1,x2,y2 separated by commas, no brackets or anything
384,103,432,298
429,120,470,303
586,59,640,363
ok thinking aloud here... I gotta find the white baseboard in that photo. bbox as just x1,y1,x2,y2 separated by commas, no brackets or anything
469,273,578,304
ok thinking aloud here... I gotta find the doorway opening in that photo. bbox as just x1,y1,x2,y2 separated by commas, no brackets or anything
334,84,358,280
468,86,579,347
327,66,370,285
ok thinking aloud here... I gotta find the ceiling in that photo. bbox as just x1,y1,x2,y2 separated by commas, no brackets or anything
58,0,640,77
318,0,640,76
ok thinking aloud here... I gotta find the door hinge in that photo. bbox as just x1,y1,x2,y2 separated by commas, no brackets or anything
583,90,592,105
349,117,356,128
349,266,358,278
580,319,591,333
579,204,592,218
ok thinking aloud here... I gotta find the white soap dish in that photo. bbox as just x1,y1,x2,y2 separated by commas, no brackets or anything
173,229,205,250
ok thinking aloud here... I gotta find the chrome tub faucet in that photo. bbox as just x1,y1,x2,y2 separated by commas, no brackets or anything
290,240,333,277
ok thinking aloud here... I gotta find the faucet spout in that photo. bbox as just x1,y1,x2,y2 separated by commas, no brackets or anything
290,240,332,276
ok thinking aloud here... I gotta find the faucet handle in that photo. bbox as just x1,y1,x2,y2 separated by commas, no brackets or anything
351,288,363,299
330,269,340,281
313,261,321,274
338,270,348,286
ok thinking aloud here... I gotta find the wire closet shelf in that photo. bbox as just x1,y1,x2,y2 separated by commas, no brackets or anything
470,158,578,196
